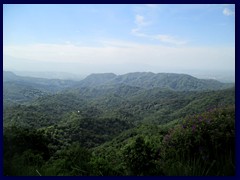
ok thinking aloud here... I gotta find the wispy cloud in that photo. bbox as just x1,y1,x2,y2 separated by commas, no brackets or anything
131,30,187,45
131,23,187,45
131,28,148,37
131,6,187,46
134,14,149,27
223,8,235,16
154,35,187,45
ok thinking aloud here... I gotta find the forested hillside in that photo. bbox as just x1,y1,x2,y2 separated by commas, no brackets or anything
3,71,77,93
3,71,235,176
76,72,233,91
4,71,233,92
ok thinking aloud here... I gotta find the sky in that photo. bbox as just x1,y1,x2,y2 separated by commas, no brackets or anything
3,4,235,77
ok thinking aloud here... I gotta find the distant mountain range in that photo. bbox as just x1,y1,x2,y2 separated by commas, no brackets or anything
3,71,77,92
12,70,85,80
4,71,234,92
76,72,233,91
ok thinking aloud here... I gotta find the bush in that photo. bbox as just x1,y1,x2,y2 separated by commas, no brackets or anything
162,106,235,175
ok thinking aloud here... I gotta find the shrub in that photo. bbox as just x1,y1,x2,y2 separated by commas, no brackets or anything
162,106,235,175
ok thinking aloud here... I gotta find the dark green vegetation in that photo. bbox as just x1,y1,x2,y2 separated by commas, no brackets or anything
3,71,235,176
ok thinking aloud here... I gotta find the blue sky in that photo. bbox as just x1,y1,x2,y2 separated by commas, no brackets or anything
3,4,235,76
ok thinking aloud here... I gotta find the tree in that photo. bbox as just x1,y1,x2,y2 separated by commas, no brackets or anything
124,136,162,175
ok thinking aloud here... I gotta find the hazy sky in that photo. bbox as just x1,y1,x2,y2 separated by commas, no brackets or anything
3,4,235,75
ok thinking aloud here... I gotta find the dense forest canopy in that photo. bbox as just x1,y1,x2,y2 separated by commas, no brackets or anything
3,71,235,176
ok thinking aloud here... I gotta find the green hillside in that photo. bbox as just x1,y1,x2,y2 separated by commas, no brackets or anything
3,71,235,176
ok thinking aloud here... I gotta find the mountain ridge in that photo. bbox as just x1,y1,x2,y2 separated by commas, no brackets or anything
78,71,233,91
3,71,234,92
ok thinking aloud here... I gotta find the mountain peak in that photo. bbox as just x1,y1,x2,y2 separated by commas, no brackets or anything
79,73,117,87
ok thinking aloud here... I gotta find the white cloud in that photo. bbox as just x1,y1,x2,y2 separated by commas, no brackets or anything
132,7,186,46
154,35,187,45
131,28,148,37
3,41,235,74
223,8,235,16
131,29,187,46
134,14,149,26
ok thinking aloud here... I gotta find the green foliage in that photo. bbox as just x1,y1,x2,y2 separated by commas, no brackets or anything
4,83,235,128
42,143,91,176
89,155,126,176
123,136,163,175
4,126,50,159
100,72,233,91
78,73,117,87
3,126,50,176
3,71,235,176
3,71,77,94
3,81,47,105
162,106,235,175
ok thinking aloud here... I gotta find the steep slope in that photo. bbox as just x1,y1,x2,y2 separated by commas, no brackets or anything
3,71,21,82
77,73,117,87
91,106,235,176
